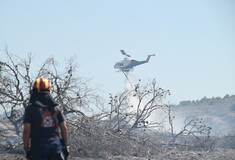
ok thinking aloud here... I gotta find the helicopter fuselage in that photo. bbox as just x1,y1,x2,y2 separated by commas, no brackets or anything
114,58,146,72
114,50,155,72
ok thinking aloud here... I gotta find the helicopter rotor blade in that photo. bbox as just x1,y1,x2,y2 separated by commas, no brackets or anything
120,50,131,57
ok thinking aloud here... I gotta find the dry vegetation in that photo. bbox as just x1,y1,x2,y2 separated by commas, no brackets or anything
0,48,235,160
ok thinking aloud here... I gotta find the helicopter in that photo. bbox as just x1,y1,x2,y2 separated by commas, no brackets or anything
114,50,155,72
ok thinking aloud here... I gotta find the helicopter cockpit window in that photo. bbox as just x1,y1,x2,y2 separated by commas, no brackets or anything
117,63,123,66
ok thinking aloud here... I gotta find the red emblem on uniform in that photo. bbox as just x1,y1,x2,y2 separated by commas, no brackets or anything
41,109,55,128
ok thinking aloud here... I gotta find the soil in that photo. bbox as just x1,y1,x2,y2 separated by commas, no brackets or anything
0,149,234,160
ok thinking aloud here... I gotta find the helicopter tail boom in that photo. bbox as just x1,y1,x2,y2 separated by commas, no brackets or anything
145,54,155,62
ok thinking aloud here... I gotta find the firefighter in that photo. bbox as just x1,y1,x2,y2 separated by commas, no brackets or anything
23,77,69,160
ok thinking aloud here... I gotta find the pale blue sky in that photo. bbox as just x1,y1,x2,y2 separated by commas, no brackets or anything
1,0,235,104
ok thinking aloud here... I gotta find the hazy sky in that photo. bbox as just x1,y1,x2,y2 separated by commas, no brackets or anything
1,0,235,104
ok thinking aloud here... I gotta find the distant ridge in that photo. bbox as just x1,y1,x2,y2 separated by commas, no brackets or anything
175,94,235,135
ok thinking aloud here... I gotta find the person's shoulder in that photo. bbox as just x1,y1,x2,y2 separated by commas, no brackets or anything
25,104,38,111
25,105,32,110
24,105,34,116
54,105,63,112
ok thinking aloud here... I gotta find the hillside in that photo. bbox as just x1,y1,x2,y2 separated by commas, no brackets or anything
174,94,235,135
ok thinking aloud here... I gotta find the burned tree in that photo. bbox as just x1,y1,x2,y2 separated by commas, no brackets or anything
164,104,215,151
75,79,172,157
0,47,100,149
0,47,31,138
108,79,170,134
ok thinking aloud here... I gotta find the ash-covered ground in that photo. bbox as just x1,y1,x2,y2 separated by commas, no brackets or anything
1,149,234,160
